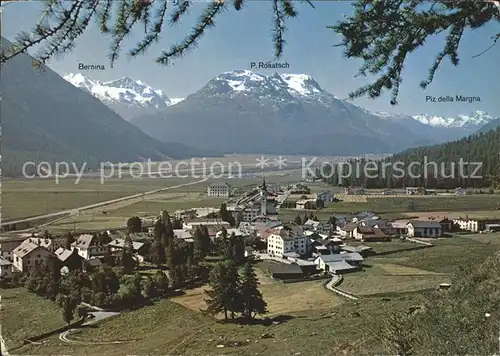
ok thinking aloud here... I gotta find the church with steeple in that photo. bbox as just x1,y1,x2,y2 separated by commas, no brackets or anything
226,176,279,223
260,177,268,216
253,176,278,222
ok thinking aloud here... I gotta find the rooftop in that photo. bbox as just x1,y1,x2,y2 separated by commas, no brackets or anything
13,240,44,258
408,220,442,228
0,256,12,266
316,252,364,263
54,247,76,262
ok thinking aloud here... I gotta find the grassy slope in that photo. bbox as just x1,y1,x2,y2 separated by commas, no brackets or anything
1,288,65,347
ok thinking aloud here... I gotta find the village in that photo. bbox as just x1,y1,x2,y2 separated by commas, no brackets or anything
1,176,500,355
2,179,500,288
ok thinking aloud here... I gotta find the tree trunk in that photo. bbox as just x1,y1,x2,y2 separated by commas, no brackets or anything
224,308,227,320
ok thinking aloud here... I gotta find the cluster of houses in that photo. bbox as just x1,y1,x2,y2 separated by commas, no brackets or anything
208,179,335,213
0,232,148,280
250,210,500,279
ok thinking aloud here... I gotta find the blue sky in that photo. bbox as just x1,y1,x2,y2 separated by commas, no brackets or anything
2,1,499,118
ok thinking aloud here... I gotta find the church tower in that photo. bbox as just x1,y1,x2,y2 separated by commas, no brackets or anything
260,177,267,216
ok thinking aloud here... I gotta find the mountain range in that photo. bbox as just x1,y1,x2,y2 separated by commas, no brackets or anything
0,37,210,177
412,111,497,130
113,70,497,155
65,71,498,136
2,43,498,176
63,73,184,120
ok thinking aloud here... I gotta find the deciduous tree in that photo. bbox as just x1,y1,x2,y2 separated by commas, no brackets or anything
127,216,142,233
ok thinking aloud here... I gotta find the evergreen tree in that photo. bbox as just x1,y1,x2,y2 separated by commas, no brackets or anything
165,217,175,245
150,240,165,267
232,234,245,265
224,232,236,261
61,296,75,326
172,218,183,229
294,214,302,225
215,226,228,255
165,241,175,270
204,260,241,320
102,245,115,267
154,219,166,241
193,226,208,260
40,254,62,300
201,226,212,253
169,265,185,289
64,232,74,249
239,262,267,320
99,232,112,245
5,0,497,106
220,203,235,226
121,235,135,274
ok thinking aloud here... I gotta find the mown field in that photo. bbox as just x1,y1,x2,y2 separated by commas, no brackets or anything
45,194,227,233
1,177,199,220
327,195,500,213
1,175,294,221
339,234,500,296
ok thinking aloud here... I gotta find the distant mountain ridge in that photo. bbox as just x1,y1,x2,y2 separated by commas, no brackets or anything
412,111,497,130
127,70,484,155
63,71,496,138
64,73,184,120
476,118,500,134
0,37,210,177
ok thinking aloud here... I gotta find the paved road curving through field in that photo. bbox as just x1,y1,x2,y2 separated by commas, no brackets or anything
59,310,131,345
325,274,360,300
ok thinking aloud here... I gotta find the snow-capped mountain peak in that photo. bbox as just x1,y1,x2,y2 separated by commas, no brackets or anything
64,73,97,92
63,73,184,110
412,111,497,129
279,73,323,96
201,70,329,102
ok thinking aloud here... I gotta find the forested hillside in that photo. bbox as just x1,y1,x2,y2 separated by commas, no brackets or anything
317,127,500,189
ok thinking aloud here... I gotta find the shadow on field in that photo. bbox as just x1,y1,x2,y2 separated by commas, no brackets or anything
218,314,299,326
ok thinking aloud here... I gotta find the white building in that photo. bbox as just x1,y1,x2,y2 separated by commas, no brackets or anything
407,220,442,237
313,253,363,274
267,224,307,257
228,205,261,222
0,257,13,279
302,219,331,235
71,234,108,260
12,240,53,272
207,182,231,197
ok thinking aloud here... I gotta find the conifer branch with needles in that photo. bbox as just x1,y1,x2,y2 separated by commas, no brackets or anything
0,0,497,104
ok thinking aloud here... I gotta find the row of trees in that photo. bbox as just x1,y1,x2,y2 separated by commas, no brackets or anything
294,212,319,225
